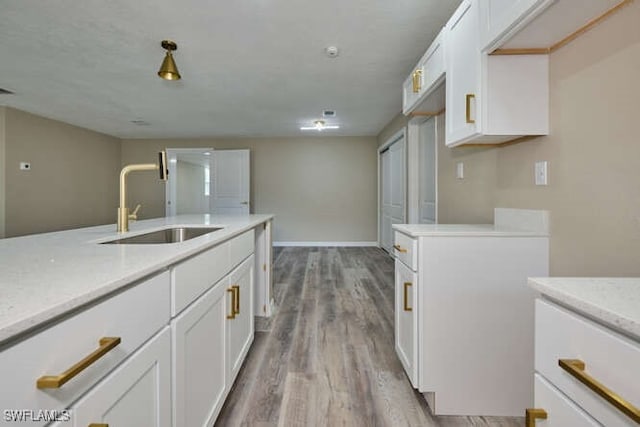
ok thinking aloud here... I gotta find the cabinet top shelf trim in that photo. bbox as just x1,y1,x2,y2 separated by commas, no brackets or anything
490,0,632,56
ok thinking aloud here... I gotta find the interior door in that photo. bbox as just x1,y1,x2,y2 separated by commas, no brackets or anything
165,148,214,216
419,117,437,224
380,134,406,252
212,149,250,214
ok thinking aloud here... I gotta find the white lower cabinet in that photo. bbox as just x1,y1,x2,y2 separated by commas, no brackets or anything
529,299,640,427
393,215,549,416
172,280,228,427
532,374,600,426
394,259,417,386
53,327,171,427
226,255,255,386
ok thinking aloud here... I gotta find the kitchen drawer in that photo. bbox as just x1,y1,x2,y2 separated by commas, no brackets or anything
532,373,600,426
229,229,255,269
60,327,171,427
172,241,230,315
393,231,417,271
535,299,640,427
0,271,170,426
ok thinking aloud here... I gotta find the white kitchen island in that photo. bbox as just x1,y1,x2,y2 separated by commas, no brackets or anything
0,214,273,427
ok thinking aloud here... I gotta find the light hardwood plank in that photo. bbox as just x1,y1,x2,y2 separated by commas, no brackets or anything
216,247,524,427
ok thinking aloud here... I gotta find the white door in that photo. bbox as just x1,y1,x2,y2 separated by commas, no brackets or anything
419,117,437,224
165,148,214,216
213,149,250,214
61,327,171,427
380,133,406,252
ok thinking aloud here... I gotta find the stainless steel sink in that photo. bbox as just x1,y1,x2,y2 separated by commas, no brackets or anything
101,227,223,244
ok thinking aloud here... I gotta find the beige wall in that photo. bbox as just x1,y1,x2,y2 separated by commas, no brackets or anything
4,108,121,237
0,107,5,238
377,113,408,147
121,137,379,243
423,3,640,276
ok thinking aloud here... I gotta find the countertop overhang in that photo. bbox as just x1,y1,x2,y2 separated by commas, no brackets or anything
0,214,273,346
528,277,640,342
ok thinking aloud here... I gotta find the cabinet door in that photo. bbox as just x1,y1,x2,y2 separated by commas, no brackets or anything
63,327,171,427
533,374,600,426
421,28,445,94
395,259,418,387
172,280,227,427
226,255,255,386
445,0,482,145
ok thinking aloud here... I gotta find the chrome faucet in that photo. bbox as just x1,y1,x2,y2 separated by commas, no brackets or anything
117,151,168,233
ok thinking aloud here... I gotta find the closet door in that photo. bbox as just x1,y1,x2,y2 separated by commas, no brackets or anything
380,133,406,253
418,117,437,224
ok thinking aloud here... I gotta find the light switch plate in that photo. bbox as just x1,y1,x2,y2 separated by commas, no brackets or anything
19,162,31,171
535,161,548,186
456,162,464,179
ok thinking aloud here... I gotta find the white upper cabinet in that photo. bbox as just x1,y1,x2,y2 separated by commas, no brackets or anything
445,0,549,147
482,0,623,52
402,28,446,115
480,0,554,52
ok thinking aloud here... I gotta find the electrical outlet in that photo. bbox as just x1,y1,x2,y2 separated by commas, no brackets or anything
535,161,548,186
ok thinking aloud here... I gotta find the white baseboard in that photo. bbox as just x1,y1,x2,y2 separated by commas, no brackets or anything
273,241,378,247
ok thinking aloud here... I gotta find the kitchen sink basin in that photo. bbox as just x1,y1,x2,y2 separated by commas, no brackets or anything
101,227,223,244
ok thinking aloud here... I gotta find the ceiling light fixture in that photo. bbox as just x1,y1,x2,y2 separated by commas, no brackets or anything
158,40,181,81
300,120,340,131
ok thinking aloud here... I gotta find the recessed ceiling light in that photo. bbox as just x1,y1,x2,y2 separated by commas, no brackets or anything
325,46,339,58
300,120,340,131
204,152,211,156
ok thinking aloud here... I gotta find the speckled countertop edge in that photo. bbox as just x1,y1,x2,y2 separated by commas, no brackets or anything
528,277,640,342
0,214,273,346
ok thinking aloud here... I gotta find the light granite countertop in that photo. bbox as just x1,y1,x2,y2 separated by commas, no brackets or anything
393,208,550,237
0,214,273,346
392,223,549,237
528,277,640,342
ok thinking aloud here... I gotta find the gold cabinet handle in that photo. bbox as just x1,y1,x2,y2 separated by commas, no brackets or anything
465,93,476,124
226,288,236,319
412,69,423,93
403,282,412,312
559,359,640,424
232,285,240,315
393,244,407,253
89,424,109,427
525,408,547,427
37,337,121,389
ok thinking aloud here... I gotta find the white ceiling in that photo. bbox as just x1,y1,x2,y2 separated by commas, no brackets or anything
0,0,461,139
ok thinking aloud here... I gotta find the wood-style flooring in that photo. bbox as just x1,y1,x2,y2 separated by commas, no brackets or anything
215,247,524,427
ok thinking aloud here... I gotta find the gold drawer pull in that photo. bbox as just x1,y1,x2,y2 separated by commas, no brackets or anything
37,337,121,389
403,282,413,312
466,93,476,124
227,288,236,319
525,408,547,427
393,244,407,253
232,285,240,315
559,359,640,424
412,69,423,93
89,424,109,427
